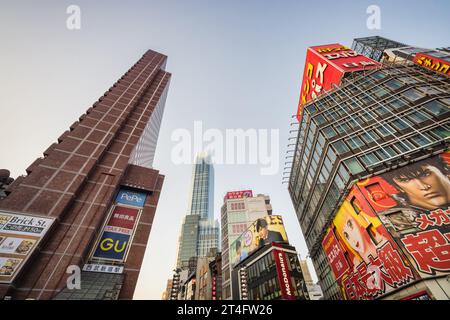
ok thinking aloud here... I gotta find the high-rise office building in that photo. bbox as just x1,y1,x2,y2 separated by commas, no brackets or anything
175,153,220,270
0,49,171,300
221,191,273,300
288,39,449,300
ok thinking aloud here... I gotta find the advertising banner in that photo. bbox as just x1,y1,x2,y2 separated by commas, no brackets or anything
373,152,450,279
273,249,296,300
230,215,288,268
93,231,131,261
296,43,380,122
115,189,147,207
224,190,253,201
322,186,416,300
413,52,450,76
0,211,54,283
322,151,450,299
91,188,145,263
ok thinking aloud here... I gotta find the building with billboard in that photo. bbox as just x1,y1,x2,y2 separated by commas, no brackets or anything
231,241,309,300
296,43,381,122
0,49,170,300
287,38,450,299
221,191,273,300
175,153,220,270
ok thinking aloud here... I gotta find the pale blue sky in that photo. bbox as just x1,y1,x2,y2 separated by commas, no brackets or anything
0,0,449,299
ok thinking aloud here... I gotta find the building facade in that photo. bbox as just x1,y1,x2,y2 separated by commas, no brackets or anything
288,39,449,300
231,243,309,300
299,259,323,300
0,49,170,300
221,191,273,300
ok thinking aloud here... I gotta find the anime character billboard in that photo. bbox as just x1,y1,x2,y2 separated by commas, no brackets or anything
322,151,450,299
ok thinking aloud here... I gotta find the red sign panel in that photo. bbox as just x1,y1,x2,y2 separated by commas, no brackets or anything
104,206,139,235
296,43,380,122
273,249,296,300
224,190,253,201
413,52,450,76
322,229,350,280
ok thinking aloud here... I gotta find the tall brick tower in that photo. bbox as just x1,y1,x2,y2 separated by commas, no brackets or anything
0,49,171,300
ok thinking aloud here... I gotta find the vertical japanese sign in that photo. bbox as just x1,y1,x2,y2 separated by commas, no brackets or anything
296,43,380,122
0,212,54,283
91,188,147,263
273,249,296,300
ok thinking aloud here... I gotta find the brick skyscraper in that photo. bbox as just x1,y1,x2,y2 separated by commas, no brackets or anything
0,49,171,300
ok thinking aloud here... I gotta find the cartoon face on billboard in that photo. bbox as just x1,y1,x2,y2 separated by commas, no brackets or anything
230,215,288,268
322,151,450,299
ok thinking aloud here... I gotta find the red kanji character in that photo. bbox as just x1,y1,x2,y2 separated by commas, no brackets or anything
401,230,450,274
416,214,434,230
377,242,414,285
429,209,450,227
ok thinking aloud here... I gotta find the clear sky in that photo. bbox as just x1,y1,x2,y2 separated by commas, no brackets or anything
0,0,449,299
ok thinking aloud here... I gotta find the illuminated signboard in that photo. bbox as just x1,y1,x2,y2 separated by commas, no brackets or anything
297,43,381,122
414,52,450,76
91,188,146,263
224,190,253,201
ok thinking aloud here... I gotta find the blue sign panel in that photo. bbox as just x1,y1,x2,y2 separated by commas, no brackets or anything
115,189,146,208
92,231,131,261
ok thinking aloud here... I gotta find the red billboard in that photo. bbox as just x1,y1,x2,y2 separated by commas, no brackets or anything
413,52,450,76
322,228,350,280
224,190,253,201
296,43,380,122
273,249,296,300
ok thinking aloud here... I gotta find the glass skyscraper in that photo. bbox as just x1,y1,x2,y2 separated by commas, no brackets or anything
176,153,220,270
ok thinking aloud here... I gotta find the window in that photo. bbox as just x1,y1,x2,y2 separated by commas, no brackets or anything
418,86,443,95
430,126,449,139
335,122,351,135
343,158,365,175
332,140,350,154
390,99,407,110
314,114,326,125
348,136,364,150
411,134,431,147
391,118,412,130
401,88,424,102
370,71,386,80
384,79,403,90
360,131,375,144
377,125,394,137
424,100,449,116
408,111,429,124
360,152,379,166
323,126,337,139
